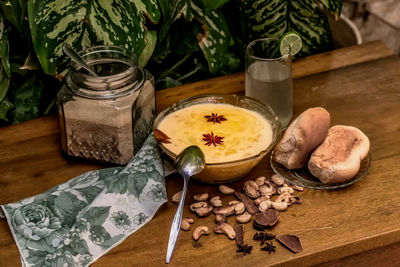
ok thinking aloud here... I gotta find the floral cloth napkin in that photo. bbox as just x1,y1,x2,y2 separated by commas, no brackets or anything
0,134,169,267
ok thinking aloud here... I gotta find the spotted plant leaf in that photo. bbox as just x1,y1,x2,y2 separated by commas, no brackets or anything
241,0,343,57
185,1,240,74
157,0,186,43
27,0,160,76
195,0,230,12
319,0,343,16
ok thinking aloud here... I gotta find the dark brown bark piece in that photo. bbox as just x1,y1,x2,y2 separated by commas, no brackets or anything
234,224,244,247
234,192,259,215
276,234,303,253
254,210,280,228
154,129,171,143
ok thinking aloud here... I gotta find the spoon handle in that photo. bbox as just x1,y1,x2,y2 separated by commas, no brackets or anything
166,175,189,264
62,43,99,77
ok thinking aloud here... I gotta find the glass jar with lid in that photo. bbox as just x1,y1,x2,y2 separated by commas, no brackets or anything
57,46,155,165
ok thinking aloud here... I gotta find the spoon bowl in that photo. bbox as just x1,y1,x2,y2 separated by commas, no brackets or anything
175,146,206,177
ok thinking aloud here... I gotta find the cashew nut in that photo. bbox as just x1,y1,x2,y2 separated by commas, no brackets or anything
259,200,272,212
215,214,227,223
243,180,260,199
190,202,208,212
255,176,266,186
234,202,245,215
255,196,270,205
264,181,278,195
213,205,235,216
181,217,194,231
190,202,213,217
236,212,252,224
172,191,182,204
193,226,209,241
278,186,294,194
214,222,236,239
196,206,213,217
291,184,304,192
193,192,209,202
219,185,235,194
210,196,222,207
271,201,288,211
229,200,240,206
259,185,273,196
275,192,292,204
271,174,284,186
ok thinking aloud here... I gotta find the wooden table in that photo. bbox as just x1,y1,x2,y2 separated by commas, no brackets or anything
1,41,399,266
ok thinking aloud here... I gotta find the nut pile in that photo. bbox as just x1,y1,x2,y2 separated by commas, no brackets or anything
170,174,304,255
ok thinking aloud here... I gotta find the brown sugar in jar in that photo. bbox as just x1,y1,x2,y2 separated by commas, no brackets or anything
57,46,155,165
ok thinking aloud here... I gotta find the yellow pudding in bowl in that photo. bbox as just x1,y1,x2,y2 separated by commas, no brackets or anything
157,103,273,164
154,94,282,183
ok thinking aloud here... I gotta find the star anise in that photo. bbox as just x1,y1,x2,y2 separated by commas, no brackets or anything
202,131,224,146
253,232,275,245
204,113,227,124
236,244,253,256
261,241,276,254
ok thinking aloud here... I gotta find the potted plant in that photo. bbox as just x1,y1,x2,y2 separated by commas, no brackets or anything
0,0,349,124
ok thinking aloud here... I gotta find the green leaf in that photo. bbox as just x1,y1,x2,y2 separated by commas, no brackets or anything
26,239,52,252
189,2,240,74
89,225,112,244
0,0,28,32
139,30,157,67
0,12,10,106
194,0,230,12
85,206,111,226
76,186,104,204
0,12,10,77
98,234,124,248
127,173,149,198
319,0,343,16
11,76,42,124
0,98,13,120
27,0,161,76
53,191,86,227
105,172,129,195
157,0,186,43
241,0,338,57
26,250,48,266
158,77,182,88
69,238,90,255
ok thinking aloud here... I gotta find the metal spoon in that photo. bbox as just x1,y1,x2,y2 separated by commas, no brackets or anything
166,146,205,264
62,43,99,76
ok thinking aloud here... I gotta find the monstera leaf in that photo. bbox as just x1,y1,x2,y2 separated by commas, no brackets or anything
27,0,160,76
241,0,343,57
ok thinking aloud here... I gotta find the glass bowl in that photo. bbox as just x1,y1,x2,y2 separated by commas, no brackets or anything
154,94,282,184
270,151,372,189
